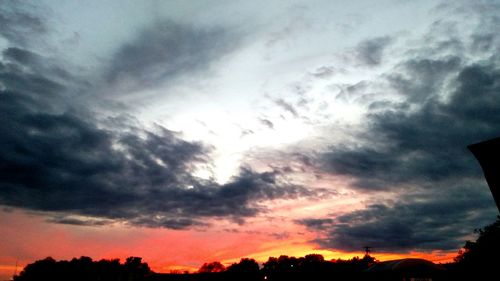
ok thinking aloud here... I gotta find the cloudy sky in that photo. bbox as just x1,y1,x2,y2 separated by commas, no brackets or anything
1,0,499,277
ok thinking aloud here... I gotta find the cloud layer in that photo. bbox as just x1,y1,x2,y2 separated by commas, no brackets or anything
105,20,234,91
299,184,496,252
298,2,500,252
1,0,500,256
323,62,500,190
0,3,47,47
0,10,315,229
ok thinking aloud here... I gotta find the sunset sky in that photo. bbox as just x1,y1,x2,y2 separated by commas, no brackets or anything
1,0,500,279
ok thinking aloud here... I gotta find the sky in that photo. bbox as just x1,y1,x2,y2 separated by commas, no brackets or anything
1,0,500,278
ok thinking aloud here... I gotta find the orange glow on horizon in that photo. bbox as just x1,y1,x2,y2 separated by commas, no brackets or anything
0,208,460,280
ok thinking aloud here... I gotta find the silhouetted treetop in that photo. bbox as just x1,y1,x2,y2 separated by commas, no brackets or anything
227,258,260,274
198,261,225,273
455,216,500,269
14,256,151,281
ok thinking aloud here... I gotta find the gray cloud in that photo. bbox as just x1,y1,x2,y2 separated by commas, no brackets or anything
0,53,65,100
0,2,47,46
0,93,313,229
335,81,374,103
298,185,497,252
354,36,393,66
323,61,500,191
46,216,112,227
320,7,500,190
105,20,235,91
259,118,275,129
304,4,500,253
274,98,299,118
0,31,314,230
387,56,462,103
295,218,333,231
309,66,344,79
3,47,75,82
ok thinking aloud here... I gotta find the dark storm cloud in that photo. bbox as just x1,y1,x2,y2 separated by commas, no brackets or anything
323,61,500,190
0,32,315,230
298,185,497,252
0,84,312,228
470,33,496,53
387,56,462,103
0,2,47,46
3,47,75,82
0,48,70,101
295,218,333,231
47,216,111,227
106,21,234,90
354,36,393,66
306,3,500,252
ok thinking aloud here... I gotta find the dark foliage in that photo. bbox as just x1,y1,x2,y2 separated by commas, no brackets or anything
446,216,500,280
198,262,225,273
259,254,375,281
13,256,151,281
226,258,260,281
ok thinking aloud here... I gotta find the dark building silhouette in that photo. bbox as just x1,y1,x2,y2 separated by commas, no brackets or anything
365,258,445,281
468,137,500,212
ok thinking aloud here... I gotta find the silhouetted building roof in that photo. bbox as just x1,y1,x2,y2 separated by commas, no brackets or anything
365,258,444,281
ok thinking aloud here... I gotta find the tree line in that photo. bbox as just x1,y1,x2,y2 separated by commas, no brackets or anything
13,256,151,281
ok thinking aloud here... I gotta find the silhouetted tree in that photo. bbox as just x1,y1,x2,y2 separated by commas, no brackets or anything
302,254,324,263
262,255,299,274
262,254,340,281
71,256,96,280
124,257,151,281
14,256,151,281
359,254,377,269
227,258,260,280
298,254,325,271
14,257,58,281
96,259,122,281
453,217,500,279
198,261,226,273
